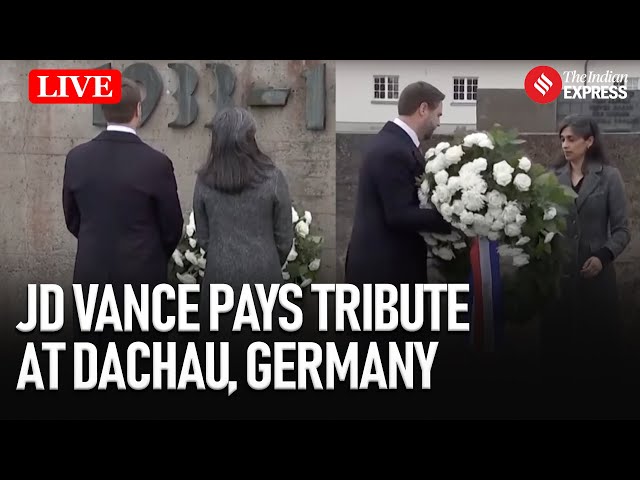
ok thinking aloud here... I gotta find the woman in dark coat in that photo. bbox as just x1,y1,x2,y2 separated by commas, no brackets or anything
542,114,631,383
193,106,294,331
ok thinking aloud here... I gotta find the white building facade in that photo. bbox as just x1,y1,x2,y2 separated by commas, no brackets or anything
336,60,640,134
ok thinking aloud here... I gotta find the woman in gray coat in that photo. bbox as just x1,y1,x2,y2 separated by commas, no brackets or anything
193,107,294,330
542,114,631,381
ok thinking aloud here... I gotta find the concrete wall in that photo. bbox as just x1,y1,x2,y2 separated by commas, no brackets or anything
0,60,336,339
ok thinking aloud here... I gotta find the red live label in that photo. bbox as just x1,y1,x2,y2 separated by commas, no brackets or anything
28,69,122,104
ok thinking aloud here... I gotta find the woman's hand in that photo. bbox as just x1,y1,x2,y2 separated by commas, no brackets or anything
580,256,603,278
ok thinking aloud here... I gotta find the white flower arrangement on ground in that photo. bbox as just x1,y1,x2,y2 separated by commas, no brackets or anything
417,125,577,320
282,205,323,289
168,211,207,285
169,205,324,290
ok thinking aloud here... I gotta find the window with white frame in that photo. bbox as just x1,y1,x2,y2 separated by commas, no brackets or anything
614,76,639,89
453,76,477,102
373,75,399,100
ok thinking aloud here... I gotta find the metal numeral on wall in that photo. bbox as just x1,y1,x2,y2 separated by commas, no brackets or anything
122,63,163,127
92,62,163,128
204,62,236,129
168,63,198,128
303,63,326,131
91,62,327,132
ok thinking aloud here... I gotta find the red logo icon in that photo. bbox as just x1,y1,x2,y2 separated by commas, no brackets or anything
524,66,563,104
28,69,122,104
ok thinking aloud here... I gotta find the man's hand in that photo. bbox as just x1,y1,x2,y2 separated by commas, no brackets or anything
580,256,603,278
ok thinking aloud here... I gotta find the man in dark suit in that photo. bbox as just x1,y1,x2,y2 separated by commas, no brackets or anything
345,81,452,285
62,77,183,338
340,82,459,414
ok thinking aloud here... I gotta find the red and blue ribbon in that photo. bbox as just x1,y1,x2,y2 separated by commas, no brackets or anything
468,237,504,352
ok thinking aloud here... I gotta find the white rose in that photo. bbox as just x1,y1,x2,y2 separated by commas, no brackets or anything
425,147,436,159
544,231,556,244
420,179,430,194
189,238,197,249
460,210,475,225
458,162,475,177
486,207,503,220
442,231,463,242
471,157,488,173
444,145,464,165
451,200,465,216
491,219,505,231
515,214,527,226
295,221,309,238
495,172,512,187
185,250,199,265
291,207,299,223
463,132,493,149
504,223,522,237
493,161,514,186
300,278,312,288
453,241,467,249
197,257,206,269
435,142,450,154
434,170,449,186
513,254,530,267
287,246,298,262
543,207,557,221
473,221,491,237
486,190,507,209
493,160,514,175
514,173,532,191
487,231,501,241
309,258,321,271
462,132,480,147
425,154,446,174
446,175,462,192
433,246,455,260
461,225,477,237
516,236,530,246
418,189,429,208
176,272,197,284
186,211,196,237
518,156,531,172
422,233,438,246
440,203,454,218
502,202,521,223
171,250,184,268
282,271,291,280
304,211,312,224
478,137,494,149
433,184,452,205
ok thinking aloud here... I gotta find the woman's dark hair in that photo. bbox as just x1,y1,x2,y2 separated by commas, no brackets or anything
197,106,275,194
555,113,610,171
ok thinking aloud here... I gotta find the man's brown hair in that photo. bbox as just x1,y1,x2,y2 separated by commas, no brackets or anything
101,77,141,124
397,81,445,115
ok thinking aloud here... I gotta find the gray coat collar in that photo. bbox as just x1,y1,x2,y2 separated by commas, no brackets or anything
556,161,603,211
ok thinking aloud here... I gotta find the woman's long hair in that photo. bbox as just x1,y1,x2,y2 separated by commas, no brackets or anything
197,107,275,194
554,113,611,172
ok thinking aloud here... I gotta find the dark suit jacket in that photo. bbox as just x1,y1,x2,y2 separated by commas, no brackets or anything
345,121,451,284
62,130,184,287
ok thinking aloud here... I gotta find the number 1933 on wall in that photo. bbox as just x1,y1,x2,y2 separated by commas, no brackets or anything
30,61,327,131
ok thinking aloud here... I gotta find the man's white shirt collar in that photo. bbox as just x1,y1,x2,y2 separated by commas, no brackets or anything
107,124,137,136
393,118,420,148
